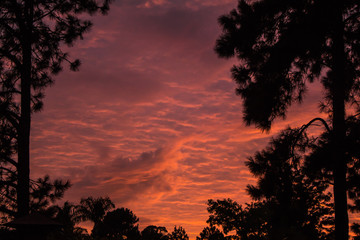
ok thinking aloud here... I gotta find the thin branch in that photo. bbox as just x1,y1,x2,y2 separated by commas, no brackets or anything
346,112,360,122
0,166,15,174
1,156,18,168
291,117,331,158
299,117,331,134
32,2,62,23
0,89,21,95
0,180,17,188
2,111,20,131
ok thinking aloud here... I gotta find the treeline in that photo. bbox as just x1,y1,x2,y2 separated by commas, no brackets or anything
0,194,190,240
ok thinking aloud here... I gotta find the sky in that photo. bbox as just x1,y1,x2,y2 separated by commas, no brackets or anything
29,0,325,238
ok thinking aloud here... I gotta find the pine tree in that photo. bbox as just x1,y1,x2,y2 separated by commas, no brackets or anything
215,1,360,239
0,0,112,218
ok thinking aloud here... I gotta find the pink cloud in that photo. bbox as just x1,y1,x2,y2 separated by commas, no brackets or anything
29,1,332,239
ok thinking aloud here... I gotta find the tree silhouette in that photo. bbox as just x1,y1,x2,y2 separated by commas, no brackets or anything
304,115,360,237
168,226,189,240
215,0,360,239
207,199,269,240
93,208,141,240
206,129,335,240
244,128,334,239
78,196,115,237
0,175,71,240
0,0,112,218
196,226,226,240
0,174,70,223
141,225,169,240
47,201,90,240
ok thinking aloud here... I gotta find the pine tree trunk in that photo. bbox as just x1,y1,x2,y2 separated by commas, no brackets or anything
332,73,349,240
332,3,349,239
17,0,33,218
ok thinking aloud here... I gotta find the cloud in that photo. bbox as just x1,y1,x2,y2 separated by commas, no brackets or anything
50,137,187,203
29,1,329,239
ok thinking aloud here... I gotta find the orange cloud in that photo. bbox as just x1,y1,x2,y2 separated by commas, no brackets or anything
28,1,339,239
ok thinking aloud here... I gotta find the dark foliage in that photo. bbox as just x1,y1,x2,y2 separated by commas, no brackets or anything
78,196,115,237
168,226,189,240
196,226,227,240
141,225,169,240
215,1,360,239
305,115,360,237
245,129,334,239
0,0,113,107
215,0,360,130
0,174,71,223
0,0,113,218
47,201,90,240
94,208,141,240
206,128,335,240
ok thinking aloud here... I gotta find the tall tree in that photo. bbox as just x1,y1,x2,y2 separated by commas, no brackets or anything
215,1,360,239
0,0,112,218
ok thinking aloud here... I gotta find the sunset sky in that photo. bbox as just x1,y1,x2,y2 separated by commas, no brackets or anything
29,0,325,238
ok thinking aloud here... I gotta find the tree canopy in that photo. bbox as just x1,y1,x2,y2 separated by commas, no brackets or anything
94,208,141,240
215,1,360,239
196,226,226,240
168,226,189,240
215,0,360,130
141,225,169,240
